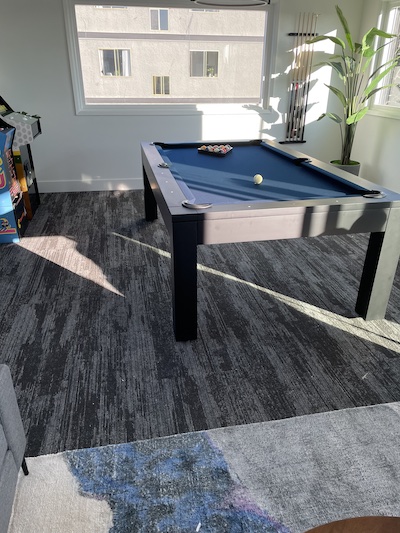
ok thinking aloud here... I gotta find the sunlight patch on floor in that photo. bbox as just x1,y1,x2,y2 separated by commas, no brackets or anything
113,232,400,354
18,236,124,296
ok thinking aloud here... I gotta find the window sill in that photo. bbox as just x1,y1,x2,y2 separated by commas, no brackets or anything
74,102,273,116
368,105,400,120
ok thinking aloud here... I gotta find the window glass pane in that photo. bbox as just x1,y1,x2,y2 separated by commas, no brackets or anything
153,76,169,94
120,49,131,76
74,5,268,106
160,9,169,31
100,49,130,76
374,4,400,108
102,50,116,75
164,76,170,94
153,76,161,94
206,51,218,77
150,9,159,30
153,76,170,95
387,64,400,106
191,51,204,77
386,6,400,107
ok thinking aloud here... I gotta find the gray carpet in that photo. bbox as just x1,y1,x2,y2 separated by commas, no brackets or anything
1,191,400,457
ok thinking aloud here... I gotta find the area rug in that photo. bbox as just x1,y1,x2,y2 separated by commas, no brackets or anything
9,402,400,533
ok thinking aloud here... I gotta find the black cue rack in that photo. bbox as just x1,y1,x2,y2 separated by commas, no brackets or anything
281,13,318,144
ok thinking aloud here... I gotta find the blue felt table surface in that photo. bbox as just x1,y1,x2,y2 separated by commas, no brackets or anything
156,143,367,205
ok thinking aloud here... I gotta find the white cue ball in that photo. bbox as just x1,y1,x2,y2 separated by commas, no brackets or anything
253,173,263,185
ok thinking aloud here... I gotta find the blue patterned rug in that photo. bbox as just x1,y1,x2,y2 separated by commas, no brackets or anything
9,402,400,533
67,432,289,533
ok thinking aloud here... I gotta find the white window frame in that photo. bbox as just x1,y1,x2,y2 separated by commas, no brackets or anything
153,75,170,95
63,0,277,116
150,8,169,31
370,0,400,119
190,50,219,77
99,48,132,76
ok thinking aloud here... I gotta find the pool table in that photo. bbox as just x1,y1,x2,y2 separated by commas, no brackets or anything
141,139,400,341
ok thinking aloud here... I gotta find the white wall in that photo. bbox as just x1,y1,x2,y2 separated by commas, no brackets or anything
270,0,365,163
0,0,374,193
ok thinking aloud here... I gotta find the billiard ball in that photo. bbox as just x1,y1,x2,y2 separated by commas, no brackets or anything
253,174,263,185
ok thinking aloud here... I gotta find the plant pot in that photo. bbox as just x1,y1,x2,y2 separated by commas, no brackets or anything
330,160,360,176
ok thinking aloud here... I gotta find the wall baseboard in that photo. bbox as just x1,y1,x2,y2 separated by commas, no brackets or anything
36,178,143,193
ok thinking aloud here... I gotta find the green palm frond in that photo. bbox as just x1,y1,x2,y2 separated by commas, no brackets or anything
306,4,399,165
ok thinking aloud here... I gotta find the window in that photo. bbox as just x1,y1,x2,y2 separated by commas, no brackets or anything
153,76,170,95
63,0,275,115
95,5,127,8
150,9,169,31
190,51,218,77
373,1,400,115
99,49,131,76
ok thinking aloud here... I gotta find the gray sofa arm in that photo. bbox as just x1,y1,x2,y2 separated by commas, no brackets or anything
0,365,27,472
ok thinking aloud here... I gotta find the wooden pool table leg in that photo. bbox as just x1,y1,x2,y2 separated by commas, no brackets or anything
171,220,198,341
356,208,400,320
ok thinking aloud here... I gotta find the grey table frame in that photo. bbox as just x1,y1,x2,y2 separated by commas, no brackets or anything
141,139,400,341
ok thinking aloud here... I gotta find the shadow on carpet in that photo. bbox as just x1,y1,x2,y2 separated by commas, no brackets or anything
9,402,400,533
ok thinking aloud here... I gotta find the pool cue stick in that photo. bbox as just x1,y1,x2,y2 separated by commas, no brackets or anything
286,14,303,141
297,13,317,140
293,13,306,140
298,13,318,140
285,22,298,140
293,13,306,141
295,13,309,141
286,79,297,141
292,12,307,141
286,17,301,141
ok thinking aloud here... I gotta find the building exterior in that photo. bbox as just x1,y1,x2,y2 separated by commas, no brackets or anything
75,5,267,104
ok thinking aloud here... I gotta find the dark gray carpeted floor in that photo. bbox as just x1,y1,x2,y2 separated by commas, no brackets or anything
1,191,400,457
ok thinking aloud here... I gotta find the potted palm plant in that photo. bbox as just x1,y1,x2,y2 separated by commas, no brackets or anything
307,5,400,174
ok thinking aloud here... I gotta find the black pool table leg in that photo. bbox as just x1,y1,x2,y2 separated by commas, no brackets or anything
143,168,158,221
356,208,400,320
171,220,198,341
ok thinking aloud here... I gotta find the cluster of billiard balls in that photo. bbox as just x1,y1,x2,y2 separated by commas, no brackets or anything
199,144,232,154
198,143,263,185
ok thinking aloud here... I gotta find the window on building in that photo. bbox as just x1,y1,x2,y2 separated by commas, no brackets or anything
150,9,169,30
99,49,131,76
63,0,274,115
373,1,400,113
153,76,170,95
95,5,127,8
190,51,218,77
